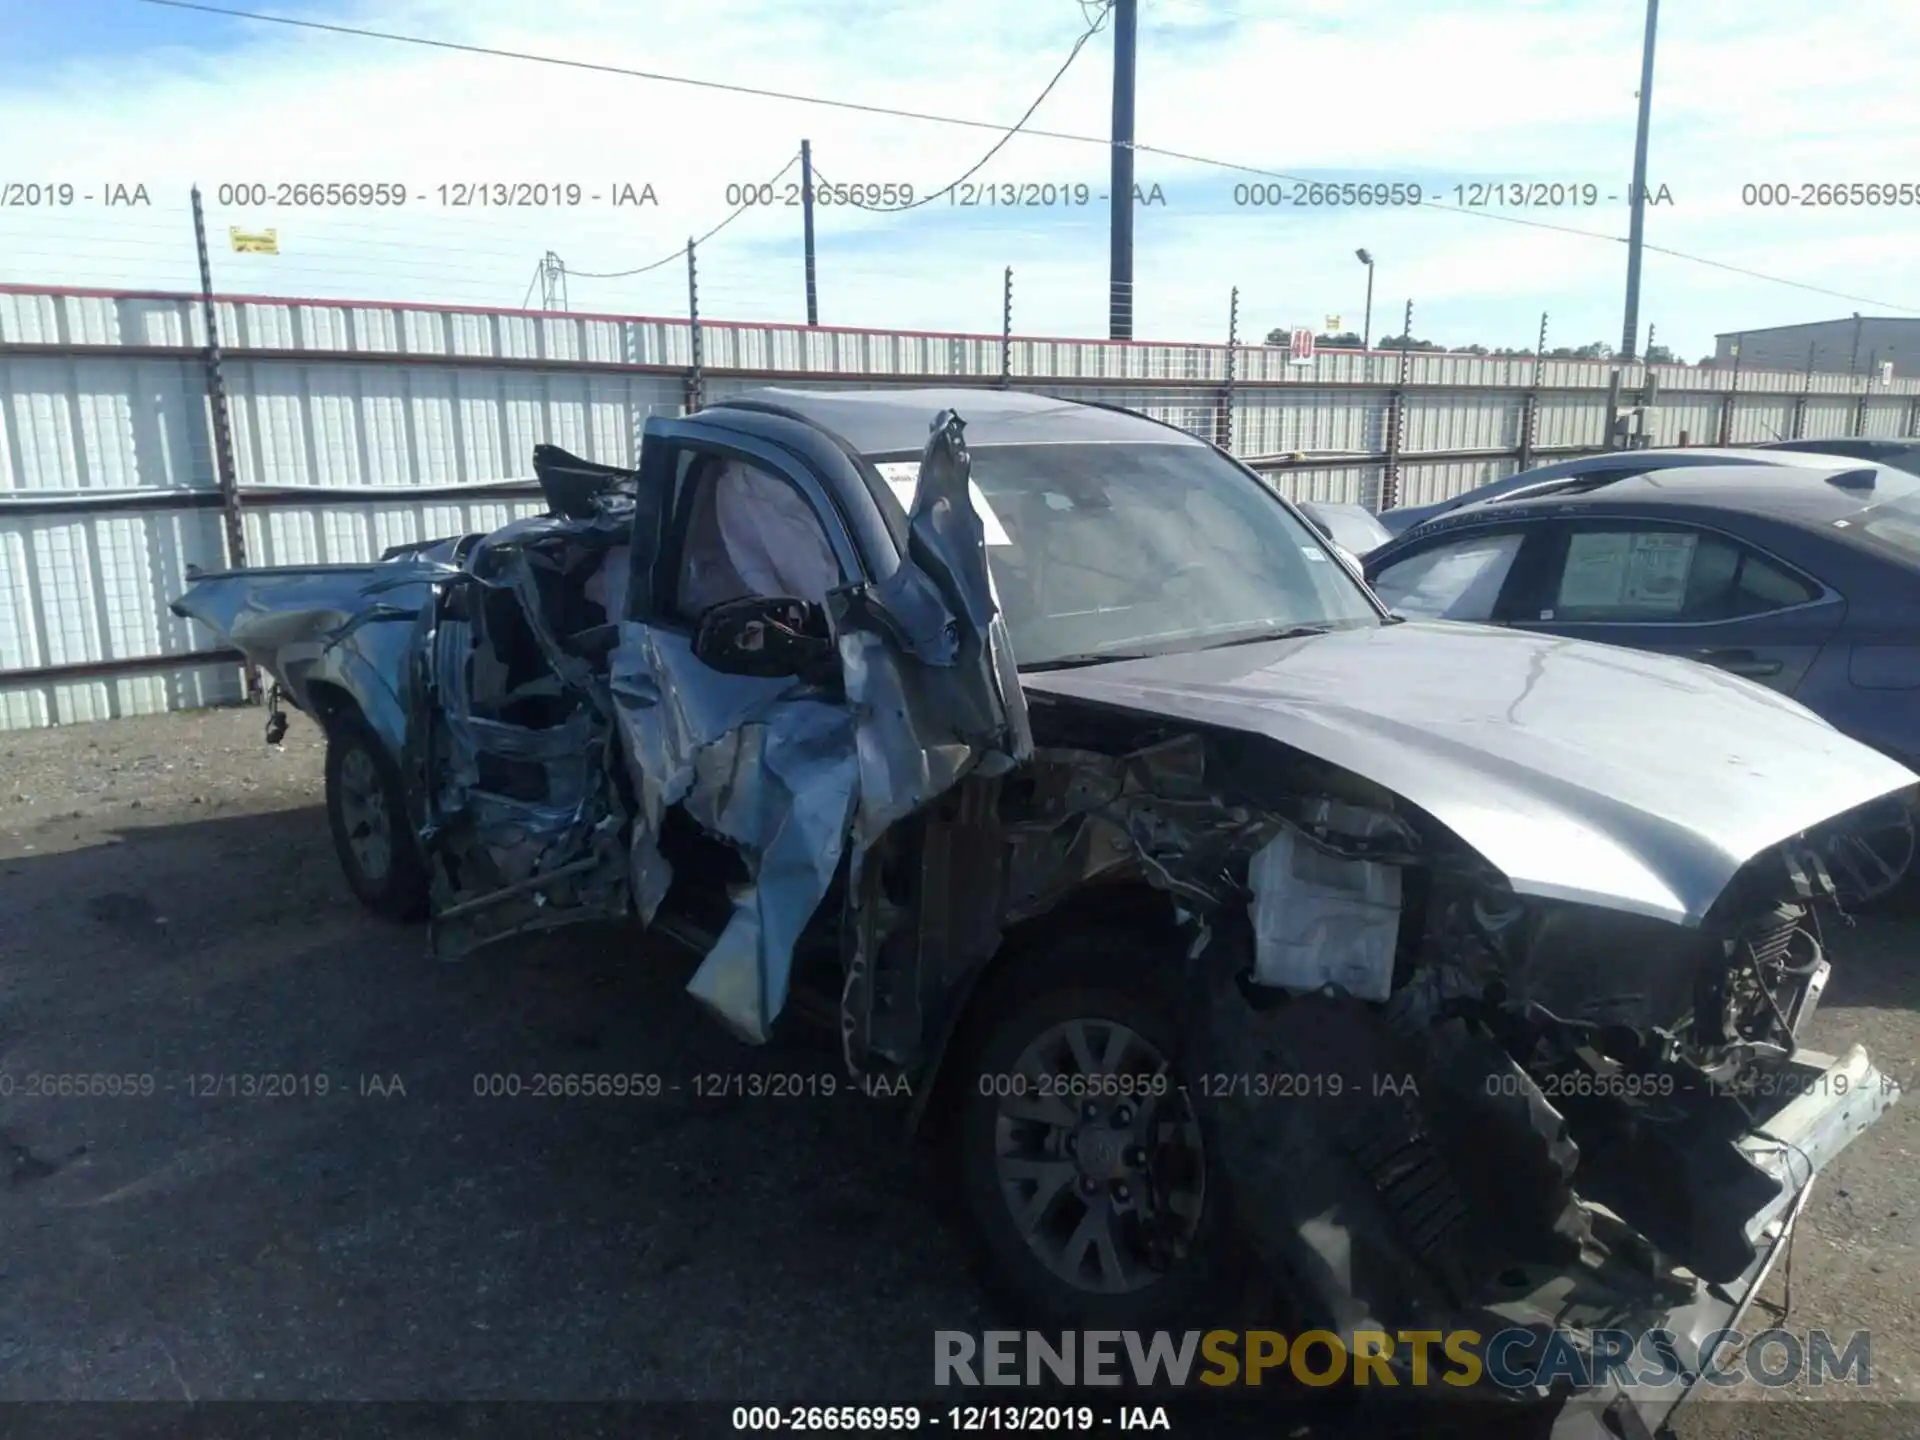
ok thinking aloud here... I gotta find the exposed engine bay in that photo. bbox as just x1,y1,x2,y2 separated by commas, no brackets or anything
850,696,1896,1400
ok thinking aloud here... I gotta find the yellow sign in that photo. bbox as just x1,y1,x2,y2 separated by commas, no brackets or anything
1325,315,1342,331
229,228,279,254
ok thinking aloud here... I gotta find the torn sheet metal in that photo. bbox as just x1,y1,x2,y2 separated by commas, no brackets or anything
610,409,1030,1044
608,622,855,1042
168,561,451,758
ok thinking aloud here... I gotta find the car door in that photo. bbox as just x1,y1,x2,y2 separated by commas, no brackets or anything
611,409,1030,1045
1501,516,1844,696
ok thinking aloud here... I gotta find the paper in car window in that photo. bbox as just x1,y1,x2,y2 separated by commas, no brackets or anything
874,462,1011,545
1559,531,1694,612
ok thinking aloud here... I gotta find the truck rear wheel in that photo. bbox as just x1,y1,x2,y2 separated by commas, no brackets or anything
324,714,429,922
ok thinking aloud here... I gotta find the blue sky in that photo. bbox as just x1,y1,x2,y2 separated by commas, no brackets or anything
3,0,1917,360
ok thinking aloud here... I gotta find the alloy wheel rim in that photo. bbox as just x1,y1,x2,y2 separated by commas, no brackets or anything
991,1017,1205,1295
337,746,393,882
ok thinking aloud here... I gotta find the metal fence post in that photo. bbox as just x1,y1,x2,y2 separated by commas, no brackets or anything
1719,338,1742,445
1380,300,1412,510
1792,340,1814,440
1221,286,1239,452
1604,368,1623,450
1856,353,1876,437
685,237,704,413
1518,311,1548,469
190,184,258,702
1000,267,1013,389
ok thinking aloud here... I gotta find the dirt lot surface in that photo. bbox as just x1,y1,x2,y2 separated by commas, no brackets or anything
2,705,1916,1438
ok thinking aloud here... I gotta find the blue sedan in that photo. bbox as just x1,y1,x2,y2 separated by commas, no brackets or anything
1365,460,1920,900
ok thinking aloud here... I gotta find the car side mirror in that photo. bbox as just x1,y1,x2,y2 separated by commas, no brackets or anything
691,595,835,680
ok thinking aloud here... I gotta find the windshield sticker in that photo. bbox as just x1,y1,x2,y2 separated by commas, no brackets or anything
1301,545,1328,562
1044,492,1075,511
874,463,1012,545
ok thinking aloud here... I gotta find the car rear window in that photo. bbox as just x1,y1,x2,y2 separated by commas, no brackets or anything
1547,527,1817,621
1856,494,1920,563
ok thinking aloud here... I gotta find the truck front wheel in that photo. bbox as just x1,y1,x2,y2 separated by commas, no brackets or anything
954,947,1218,1329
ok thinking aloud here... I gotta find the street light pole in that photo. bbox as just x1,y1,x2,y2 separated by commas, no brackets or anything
1356,248,1374,381
1619,0,1659,361
1357,249,1374,352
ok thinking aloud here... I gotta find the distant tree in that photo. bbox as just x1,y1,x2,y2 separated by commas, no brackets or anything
1261,326,1364,348
1644,343,1676,365
1457,343,1490,356
1491,346,1536,358
1696,354,1717,366
1542,342,1615,360
1376,333,1443,351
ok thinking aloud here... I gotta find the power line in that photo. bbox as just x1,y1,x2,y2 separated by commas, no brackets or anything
560,152,801,279
1636,241,1911,312
128,0,1920,312
813,1,1112,212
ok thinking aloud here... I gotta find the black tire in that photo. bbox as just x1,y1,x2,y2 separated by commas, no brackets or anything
954,936,1222,1329
324,713,429,922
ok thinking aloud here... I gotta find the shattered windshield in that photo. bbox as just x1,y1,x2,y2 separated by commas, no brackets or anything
960,442,1381,668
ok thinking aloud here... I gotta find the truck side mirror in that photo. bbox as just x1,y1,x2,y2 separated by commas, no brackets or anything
691,595,834,680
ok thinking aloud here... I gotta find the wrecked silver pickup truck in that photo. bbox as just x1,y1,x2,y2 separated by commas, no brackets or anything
174,388,1906,1434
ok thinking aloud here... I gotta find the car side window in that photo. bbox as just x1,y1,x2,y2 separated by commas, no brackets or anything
668,452,843,624
1370,530,1527,621
1542,526,1817,623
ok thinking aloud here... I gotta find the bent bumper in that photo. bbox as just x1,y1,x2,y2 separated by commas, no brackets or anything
1548,1044,1898,1439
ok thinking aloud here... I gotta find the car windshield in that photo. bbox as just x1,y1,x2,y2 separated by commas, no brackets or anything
956,441,1381,668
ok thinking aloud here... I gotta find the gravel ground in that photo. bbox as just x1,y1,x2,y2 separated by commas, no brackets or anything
1,705,1915,1438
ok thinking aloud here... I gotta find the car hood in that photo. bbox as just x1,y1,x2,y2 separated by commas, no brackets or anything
1021,620,1918,925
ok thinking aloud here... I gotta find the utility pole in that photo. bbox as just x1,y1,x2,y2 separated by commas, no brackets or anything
800,139,819,326
1108,0,1137,340
1619,0,1659,361
538,251,568,311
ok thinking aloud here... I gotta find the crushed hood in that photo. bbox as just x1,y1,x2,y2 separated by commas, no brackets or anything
1023,619,1918,925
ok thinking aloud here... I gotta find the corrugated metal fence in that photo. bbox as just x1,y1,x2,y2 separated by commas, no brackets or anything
5,282,1919,729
